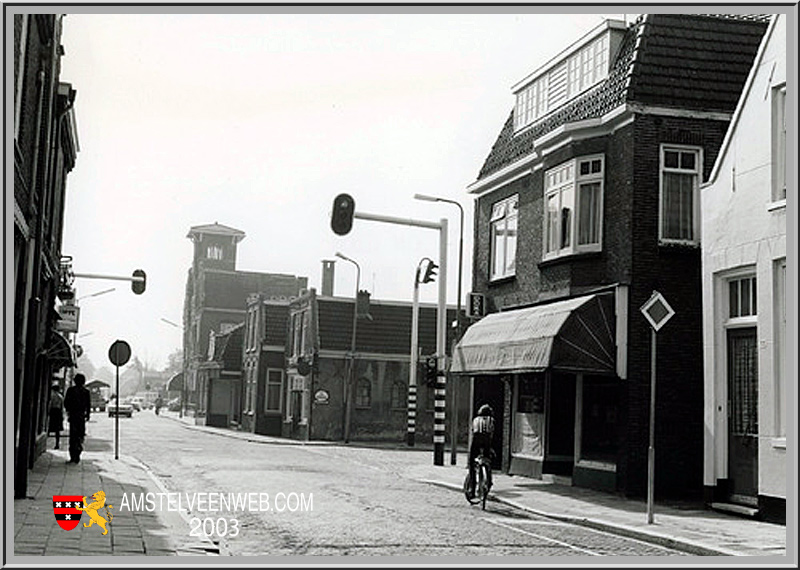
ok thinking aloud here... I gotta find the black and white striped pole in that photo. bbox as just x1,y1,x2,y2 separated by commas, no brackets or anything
331,194,448,465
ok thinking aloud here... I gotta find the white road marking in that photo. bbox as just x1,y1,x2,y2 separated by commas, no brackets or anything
483,517,602,556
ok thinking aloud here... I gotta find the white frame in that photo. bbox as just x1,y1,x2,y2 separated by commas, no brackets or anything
543,154,605,260
265,368,283,412
659,144,702,245
772,84,787,203
489,194,518,281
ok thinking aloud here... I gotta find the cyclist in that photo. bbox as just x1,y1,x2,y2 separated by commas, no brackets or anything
466,403,495,499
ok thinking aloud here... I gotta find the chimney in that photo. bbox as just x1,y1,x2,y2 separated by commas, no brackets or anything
321,260,335,296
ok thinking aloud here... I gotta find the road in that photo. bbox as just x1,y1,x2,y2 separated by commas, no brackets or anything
91,410,689,558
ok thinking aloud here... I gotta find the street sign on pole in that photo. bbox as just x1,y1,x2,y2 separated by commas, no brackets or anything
109,340,131,460
639,291,674,524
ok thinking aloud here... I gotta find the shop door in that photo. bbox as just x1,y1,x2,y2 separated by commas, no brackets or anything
727,327,758,506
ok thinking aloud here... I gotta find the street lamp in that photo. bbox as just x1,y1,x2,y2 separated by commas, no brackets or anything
335,252,360,444
77,287,116,301
414,193,465,465
161,317,185,418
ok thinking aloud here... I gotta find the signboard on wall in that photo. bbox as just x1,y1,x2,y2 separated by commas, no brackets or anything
56,303,80,333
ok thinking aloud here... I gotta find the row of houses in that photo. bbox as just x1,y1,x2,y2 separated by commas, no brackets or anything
179,13,787,524
13,14,81,499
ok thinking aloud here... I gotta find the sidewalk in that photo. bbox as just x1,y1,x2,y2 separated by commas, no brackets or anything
12,435,224,558
166,413,789,559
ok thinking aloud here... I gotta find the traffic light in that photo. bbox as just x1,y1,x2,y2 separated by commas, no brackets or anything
424,356,438,386
421,260,438,283
331,193,355,236
132,269,146,295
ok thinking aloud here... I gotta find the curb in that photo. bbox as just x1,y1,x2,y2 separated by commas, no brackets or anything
420,479,740,557
124,454,231,556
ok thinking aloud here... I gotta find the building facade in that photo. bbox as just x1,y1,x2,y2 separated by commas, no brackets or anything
14,14,80,498
182,222,308,423
700,14,787,523
269,287,469,444
453,14,769,500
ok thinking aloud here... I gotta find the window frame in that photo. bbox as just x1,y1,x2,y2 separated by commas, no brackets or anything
265,368,284,412
390,380,407,410
543,154,605,261
489,194,519,281
355,377,372,408
659,144,702,245
773,84,787,203
206,244,224,260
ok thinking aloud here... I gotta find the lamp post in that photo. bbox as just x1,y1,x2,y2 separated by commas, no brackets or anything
160,317,185,418
415,193,464,465
335,251,360,444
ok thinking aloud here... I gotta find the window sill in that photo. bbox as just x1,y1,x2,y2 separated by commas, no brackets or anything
771,437,786,450
658,240,700,250
488,274,516,287
767,199,786,212
576,459,617,472
538,250,602,269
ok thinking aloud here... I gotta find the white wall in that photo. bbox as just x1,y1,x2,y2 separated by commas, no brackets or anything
701,14,786,500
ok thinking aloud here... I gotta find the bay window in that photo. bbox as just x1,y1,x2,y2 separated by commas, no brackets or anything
544,155,604,259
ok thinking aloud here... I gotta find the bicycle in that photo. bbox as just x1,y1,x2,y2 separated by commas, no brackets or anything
463,453,493,510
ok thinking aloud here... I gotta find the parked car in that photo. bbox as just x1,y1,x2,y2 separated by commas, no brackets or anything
167,397,181,412
127,398,142,412
108,402,133,418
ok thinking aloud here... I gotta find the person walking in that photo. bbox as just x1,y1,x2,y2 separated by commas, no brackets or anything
64,373,91,464
48,384,64,449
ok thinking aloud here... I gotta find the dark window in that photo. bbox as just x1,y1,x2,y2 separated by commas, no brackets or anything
356,378,371,408
580,375,618,462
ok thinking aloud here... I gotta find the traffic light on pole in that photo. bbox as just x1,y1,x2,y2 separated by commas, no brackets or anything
421,260,438,283
132,269,146,295
331,193,355,236
424,356,438,386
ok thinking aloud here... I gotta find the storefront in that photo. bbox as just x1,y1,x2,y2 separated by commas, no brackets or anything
453,291,623,490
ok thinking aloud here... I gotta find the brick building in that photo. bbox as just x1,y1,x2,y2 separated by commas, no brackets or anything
452,14,769,500
13,14,80,498
700,14,786,523
182,222,308,425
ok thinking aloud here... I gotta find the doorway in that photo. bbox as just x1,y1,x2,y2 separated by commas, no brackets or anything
727,327,758,506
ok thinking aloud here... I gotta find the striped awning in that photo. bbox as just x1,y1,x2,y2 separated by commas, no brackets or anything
451,293,616,375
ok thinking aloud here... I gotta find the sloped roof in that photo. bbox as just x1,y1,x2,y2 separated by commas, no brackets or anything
477,14,770,181
186,222,246,242
211,322,245,370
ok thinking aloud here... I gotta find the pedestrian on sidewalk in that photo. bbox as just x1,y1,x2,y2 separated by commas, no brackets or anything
64,373,91,464
48,384,64,449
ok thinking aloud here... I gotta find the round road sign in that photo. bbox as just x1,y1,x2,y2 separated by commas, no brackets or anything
108,340,131,367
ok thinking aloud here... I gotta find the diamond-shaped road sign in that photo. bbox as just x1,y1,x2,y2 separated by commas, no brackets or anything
640,291,675,332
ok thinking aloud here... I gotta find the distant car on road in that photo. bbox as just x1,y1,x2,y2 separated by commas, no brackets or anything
108,402,133,418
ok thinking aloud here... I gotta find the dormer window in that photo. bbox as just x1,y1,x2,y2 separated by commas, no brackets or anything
513,24,617,132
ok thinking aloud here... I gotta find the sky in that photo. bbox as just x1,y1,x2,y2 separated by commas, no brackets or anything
56,9,633,371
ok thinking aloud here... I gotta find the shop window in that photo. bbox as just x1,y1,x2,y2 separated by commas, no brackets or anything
512,374,546,459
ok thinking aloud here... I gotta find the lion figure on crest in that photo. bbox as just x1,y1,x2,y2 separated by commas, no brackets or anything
76,491,114,535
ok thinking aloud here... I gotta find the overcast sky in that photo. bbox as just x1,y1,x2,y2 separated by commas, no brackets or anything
57,9,632,370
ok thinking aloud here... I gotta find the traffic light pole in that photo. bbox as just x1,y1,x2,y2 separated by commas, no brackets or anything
408,264,421,447
353,211,448,465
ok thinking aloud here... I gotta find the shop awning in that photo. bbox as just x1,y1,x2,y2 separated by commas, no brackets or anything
44,331,77,370
451,293,616,375
167,372,183,392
